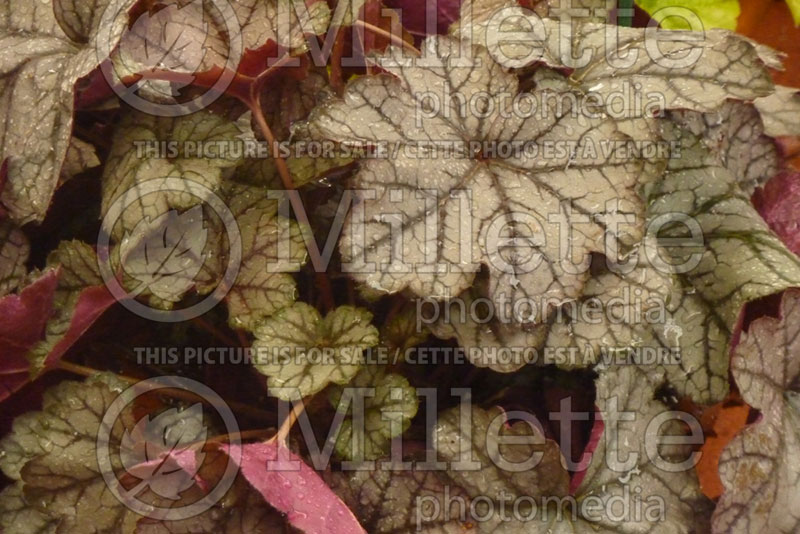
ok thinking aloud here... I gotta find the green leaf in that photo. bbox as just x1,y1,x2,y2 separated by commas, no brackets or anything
635,0,740,30
430,285,548,373
433,405,570,533
329,365,419,461
381,304,430,354
668,101,778,194
136,476,290,534
787,0,800,26
0,483,57,534
0,219,29,296
60,137,101,186
101,108,243,239
223,182,308,331
101,109,245,308
238,70,354,189
231,0,331,53
252,303,379,400
646,124,800,401
0,0,134,223
330,466,475,533
754,85,800,137
572,365,713,533
0,374,245,534
0,376,140,533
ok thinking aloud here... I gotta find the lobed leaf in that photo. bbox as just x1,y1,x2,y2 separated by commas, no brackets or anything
252,303,380,399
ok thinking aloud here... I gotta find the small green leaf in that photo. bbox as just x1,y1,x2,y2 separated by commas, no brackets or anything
786,0,800,26
635,0,740,31
755,85,800,137
329,365,418,461
253,304,379,400
668,101,778,194
381,304,430,354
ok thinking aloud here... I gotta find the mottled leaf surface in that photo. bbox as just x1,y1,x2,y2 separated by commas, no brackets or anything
754,85,800,137
647,124,800,401
669,101,779,193
712,289,800,534
453,0,773,113
0,219,29,295
253,303,379,399
0,0,133,223
310,35,644,323
329,364,418,460
223,182,307,331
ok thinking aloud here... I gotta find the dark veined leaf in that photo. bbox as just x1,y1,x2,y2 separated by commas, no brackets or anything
0,0,134,223
452,0,773,113
0,219,30,295
712,289,800,533
252,303,379,400
222,182,308,331
329,364,419,461
309,35,645,324
647,123,800,401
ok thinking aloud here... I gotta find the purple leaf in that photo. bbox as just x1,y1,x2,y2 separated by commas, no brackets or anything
0,270,58,402
221,441,366,534
38,284,116,370
385,0,462,36
754,170,800,257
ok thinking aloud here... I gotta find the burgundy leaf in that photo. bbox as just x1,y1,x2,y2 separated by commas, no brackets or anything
385,0,462,36
568,407,604,495
221,441,366,534
0,270,58,402
0,158,8,219
754,170,800,257
39,285,116,370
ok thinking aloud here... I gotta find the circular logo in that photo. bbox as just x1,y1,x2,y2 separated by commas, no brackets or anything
97,177,242,323
95,0,243,117
96,376,242,521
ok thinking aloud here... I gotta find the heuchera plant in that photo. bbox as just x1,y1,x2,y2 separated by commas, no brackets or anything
0,0,799,533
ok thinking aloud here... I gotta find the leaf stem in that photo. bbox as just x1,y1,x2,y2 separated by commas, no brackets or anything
353,20,421,56
251,54,296,99
57,360,138,383
249,96,297,191
248,90,337,310
191,315,240,347
269,399,307,445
